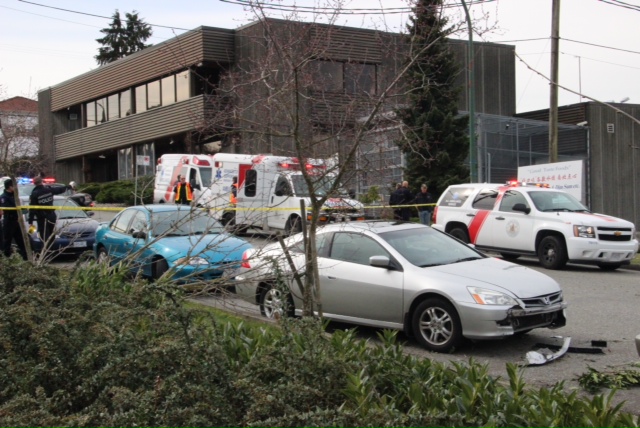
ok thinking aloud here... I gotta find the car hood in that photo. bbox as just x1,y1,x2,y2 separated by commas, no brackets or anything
56,217,100,233
428,257,560,298
568,212,636,228
152,233,252,264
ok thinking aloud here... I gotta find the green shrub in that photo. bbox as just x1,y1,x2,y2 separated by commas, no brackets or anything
95,176,154,205
0,257,638,427
76,182,102,199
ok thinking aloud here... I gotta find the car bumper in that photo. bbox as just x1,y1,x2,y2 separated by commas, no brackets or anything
566,237,639,265
169,263,239,284
457,301,567,340
31,237,95,253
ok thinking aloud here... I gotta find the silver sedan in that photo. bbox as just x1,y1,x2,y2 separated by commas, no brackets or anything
236,221,567,353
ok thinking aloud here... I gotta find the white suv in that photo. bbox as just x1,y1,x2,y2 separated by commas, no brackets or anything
432,182,639,270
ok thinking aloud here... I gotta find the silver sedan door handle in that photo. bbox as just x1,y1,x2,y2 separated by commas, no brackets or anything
327,276,337,280
496,216,505,220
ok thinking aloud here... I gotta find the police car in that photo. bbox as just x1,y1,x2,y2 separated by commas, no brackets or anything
432,181,639,270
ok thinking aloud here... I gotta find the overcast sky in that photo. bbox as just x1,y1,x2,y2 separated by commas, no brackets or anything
1,0,639,114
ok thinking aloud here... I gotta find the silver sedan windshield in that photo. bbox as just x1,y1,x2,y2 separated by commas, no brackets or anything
379,227,484,267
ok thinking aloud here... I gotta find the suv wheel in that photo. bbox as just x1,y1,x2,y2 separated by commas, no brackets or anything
537,236,568,270
449,227,469,244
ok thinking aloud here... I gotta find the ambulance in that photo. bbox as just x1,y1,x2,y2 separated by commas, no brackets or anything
154,154,220,207
154,153,364,235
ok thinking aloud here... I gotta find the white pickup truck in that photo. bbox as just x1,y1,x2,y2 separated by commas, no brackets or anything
432,182,638,270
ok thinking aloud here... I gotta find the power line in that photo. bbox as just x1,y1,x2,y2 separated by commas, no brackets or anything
562,37,640,55
218,0,496,15
598,0,640,12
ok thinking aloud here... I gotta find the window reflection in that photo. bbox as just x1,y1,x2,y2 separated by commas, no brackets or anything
176,70,190,102
135,85,147,114
107,93,120,121
82,70,192,128
86,101,97,127
147,80,161,109
161,75,176,106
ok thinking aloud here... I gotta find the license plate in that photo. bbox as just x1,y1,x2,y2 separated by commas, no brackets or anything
72,241,87,248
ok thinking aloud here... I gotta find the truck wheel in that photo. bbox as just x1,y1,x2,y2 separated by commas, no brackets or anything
286,216,302,236
221,211,235,227
449,227,469,244
537,236,567,270
412,298,462,353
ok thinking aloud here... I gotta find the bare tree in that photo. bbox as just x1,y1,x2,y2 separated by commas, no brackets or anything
196,1,474,317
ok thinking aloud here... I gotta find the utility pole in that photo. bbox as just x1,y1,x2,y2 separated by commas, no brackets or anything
461,0,477,182
549,0,561,163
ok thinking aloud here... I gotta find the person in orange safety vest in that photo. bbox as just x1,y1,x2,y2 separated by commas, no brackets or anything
230,176,238,205
174,176,193,205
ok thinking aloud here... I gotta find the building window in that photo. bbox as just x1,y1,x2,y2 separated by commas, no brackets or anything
135,84,147,113
161,75,176,106
85,101,97,127
120,89,132,116
96,98,107,124
176,70,190,102
118,147,133,180
311,60,343,92
345,63,376,95
147,80,161,109
107,93,120,121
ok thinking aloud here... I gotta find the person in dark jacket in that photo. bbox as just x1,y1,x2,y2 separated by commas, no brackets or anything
412,183,433,225
28,176,71,245
0,179,27,259
398,181,413,221
389,183,403,220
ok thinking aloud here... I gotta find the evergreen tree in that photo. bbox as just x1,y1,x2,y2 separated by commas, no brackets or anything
397,0,469,196
95,10,152,66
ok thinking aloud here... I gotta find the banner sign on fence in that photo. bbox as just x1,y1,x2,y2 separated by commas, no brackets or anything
518,160,584,203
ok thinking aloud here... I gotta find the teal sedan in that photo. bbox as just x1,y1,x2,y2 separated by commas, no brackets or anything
94,205,252,282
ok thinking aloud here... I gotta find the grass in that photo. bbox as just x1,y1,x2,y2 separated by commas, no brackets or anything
632,252,640,266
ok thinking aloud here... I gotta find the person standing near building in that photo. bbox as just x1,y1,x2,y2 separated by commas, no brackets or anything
174,176,193,205
29,176,71,245
0,179,27,260
412,183,433,225
398,181,413,221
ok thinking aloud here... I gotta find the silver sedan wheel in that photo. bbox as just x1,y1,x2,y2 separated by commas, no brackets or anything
412,298,462,353
259,286,293,319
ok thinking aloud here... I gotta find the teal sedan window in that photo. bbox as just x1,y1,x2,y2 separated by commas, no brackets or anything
150,210,224,237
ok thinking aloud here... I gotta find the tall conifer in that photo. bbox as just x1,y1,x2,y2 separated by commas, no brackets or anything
397,0,469,195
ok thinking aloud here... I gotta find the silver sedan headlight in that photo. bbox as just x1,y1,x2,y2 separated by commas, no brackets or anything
467,286,518,306
573,225,596,238
175,256,210,266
